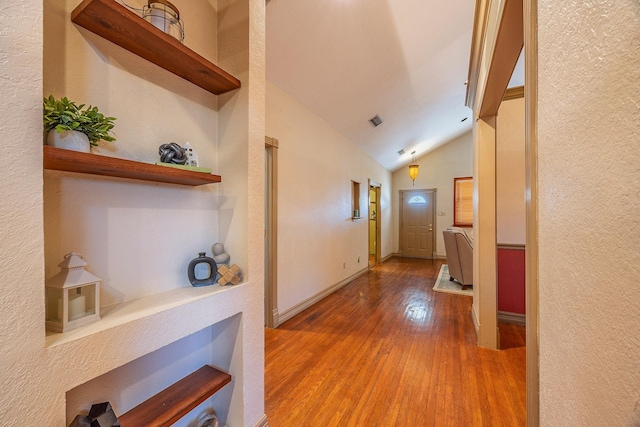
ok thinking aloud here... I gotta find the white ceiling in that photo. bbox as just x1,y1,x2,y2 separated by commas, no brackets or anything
266,0,477,171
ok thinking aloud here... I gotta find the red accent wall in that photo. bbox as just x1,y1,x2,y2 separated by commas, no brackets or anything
497,247,525,314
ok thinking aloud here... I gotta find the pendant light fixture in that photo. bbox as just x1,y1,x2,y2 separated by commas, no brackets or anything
408,151,419,185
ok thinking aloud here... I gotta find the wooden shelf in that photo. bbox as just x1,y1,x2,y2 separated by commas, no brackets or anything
71,0,240,95
44,146,221,186
118,365,231,427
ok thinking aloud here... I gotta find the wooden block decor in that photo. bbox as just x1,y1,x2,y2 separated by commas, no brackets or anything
217,264,241,286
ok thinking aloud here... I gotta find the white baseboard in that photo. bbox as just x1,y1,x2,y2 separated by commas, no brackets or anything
380,253,397,262
498,311,526,326
471,304,480,334
380,253,445,261
278,267,369,325
253,414,268,427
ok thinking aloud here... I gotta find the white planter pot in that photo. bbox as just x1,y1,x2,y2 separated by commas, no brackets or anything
47,130,90,153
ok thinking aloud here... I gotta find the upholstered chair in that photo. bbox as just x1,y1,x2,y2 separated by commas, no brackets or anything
442,227,473,289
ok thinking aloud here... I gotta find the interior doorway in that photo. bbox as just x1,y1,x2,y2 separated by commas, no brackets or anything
467,0,537,423
265,136,279,328
368,181,381,267
399,189,436,259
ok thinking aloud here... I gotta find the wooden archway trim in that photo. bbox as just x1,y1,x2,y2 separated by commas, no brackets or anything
479,0,523,118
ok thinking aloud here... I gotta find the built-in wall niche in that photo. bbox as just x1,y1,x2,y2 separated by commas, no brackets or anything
66,314,240,426
43,172,221,309
351,181,361,220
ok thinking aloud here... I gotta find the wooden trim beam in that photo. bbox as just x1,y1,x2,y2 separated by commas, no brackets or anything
467,0,536,421
473,117,498,349
265,135,279,148
503,85,525,100
466,0,491,108
524,0,540,424
498,311,526,326
265,136,279,328
497,243,526,250
479,0,524,118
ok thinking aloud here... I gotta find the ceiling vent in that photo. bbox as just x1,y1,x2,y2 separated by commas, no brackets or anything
369,115,383,127
398,149,405,155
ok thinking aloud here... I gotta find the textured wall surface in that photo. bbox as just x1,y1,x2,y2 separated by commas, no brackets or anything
0,0,265,425
392,132,473,257
43,0,221,305
219,0,267,423
266,81,392,315
0,0,48,423
538,1,640,425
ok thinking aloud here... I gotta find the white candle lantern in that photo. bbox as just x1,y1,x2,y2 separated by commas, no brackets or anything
45,253,101,333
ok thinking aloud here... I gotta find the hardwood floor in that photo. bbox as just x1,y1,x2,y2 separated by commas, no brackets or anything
265,257,526,426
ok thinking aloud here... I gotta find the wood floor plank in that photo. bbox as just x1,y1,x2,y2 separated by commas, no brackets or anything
265,257,526,426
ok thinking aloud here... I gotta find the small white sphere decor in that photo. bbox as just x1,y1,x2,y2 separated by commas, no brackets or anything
45,252,101,333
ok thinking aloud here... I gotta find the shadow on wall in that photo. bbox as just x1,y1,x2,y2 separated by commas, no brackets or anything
66,314,241,426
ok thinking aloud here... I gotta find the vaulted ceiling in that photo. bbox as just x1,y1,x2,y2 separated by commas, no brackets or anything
266,0,478,171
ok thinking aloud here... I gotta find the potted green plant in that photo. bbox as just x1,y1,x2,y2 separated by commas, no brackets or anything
43,95,116,152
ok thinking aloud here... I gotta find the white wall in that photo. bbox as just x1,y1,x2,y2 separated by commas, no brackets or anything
218,0,266,424
0,0,48,424
496,95,526,245
266,81,392,316
0,0,265,425
391,132,473,257
538,1,640,425
43,0,221,305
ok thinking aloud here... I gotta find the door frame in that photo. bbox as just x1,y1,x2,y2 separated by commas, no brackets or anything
265,136,279,328
368,180,381,267
467,0,538,423
524,1,539,424
398,188,437,259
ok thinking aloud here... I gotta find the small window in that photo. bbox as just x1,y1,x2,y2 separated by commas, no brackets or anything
407,195,427,205
454,177,473,226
